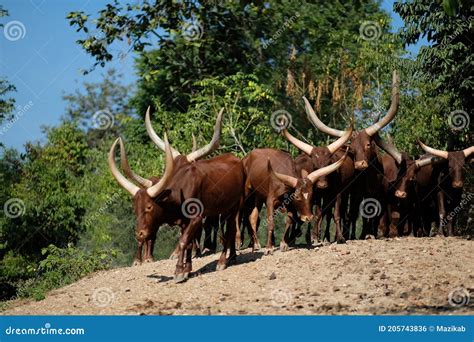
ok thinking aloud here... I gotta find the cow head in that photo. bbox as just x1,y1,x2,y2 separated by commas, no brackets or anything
108,136,175,245
267,152,347,221
282,126,352,189
419,142,474,188
374,134,437,199
304,70,399,170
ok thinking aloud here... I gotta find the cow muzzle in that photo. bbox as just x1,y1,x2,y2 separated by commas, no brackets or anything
136,229,148,240
452,181,463,188
395,190,407,199
300,215,314,222
316,180,328,189
354,160,368,170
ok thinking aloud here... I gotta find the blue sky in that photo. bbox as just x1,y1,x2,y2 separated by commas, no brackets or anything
0,0,426,152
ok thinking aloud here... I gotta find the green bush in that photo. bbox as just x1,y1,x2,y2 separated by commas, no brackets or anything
17,244,116,301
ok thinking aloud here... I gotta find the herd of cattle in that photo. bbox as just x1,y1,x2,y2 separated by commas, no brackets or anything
108,71,473,283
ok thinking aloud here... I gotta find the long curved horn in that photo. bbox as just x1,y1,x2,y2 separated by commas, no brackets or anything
145,106,181,159
267,159,298,188
146,133,175,198
327,126,353,154
108,138,140,196
119,139,153,188
282,129,314,156
303,96,345,137
463,146,474,158
191,133,198,152
373,133,402,164
415,156,436,168
418,140,448,159
186,108,224,162
365,70,400,136
307,150,347,184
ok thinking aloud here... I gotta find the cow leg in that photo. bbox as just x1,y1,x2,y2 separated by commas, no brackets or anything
193,236,202,258
312,204,323,243
184,241,193,279
211,218,219,252
217,211,238,271
341,192,351,240
265,197,276,255
202,219,213,254
334,194,345,244
433,191,446,237
389,207,400,238
249,205,262,251
133,241,144,266
175,217,203,283
143,238,155,263
280,211,294,252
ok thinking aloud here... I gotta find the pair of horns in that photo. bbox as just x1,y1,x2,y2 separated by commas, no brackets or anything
282,126,353,155
145,107,224,162
374,134,436,168
419,141,474,160
268,150,348,188
109,135,174,198
305,70,399,137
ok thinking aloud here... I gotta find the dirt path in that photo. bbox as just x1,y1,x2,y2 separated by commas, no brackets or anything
3,237,473,315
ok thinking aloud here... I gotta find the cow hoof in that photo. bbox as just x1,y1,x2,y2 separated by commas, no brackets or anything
279,242,289,252
132,259,141,266
336,238,346,244
143,257,154,263
252,243,261,252
264,248,273,256
174,273,187,283
365,234,375,240
183,272,190,280
216,263,227,271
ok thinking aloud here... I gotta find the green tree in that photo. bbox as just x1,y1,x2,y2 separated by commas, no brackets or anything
394,0,472,148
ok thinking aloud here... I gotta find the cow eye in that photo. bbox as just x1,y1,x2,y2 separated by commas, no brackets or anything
146,205,153,211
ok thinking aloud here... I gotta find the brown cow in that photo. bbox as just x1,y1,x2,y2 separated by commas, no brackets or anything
305,70,400,239
417,142,473,236
110,109,244,283
144,108,244,282
373,134,436,237
119,138,207,263
281,127,353,243
116,110,225,265
243,148,347,254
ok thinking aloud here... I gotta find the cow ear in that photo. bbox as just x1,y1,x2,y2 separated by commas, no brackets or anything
154,189,171,203
301,169,309,178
